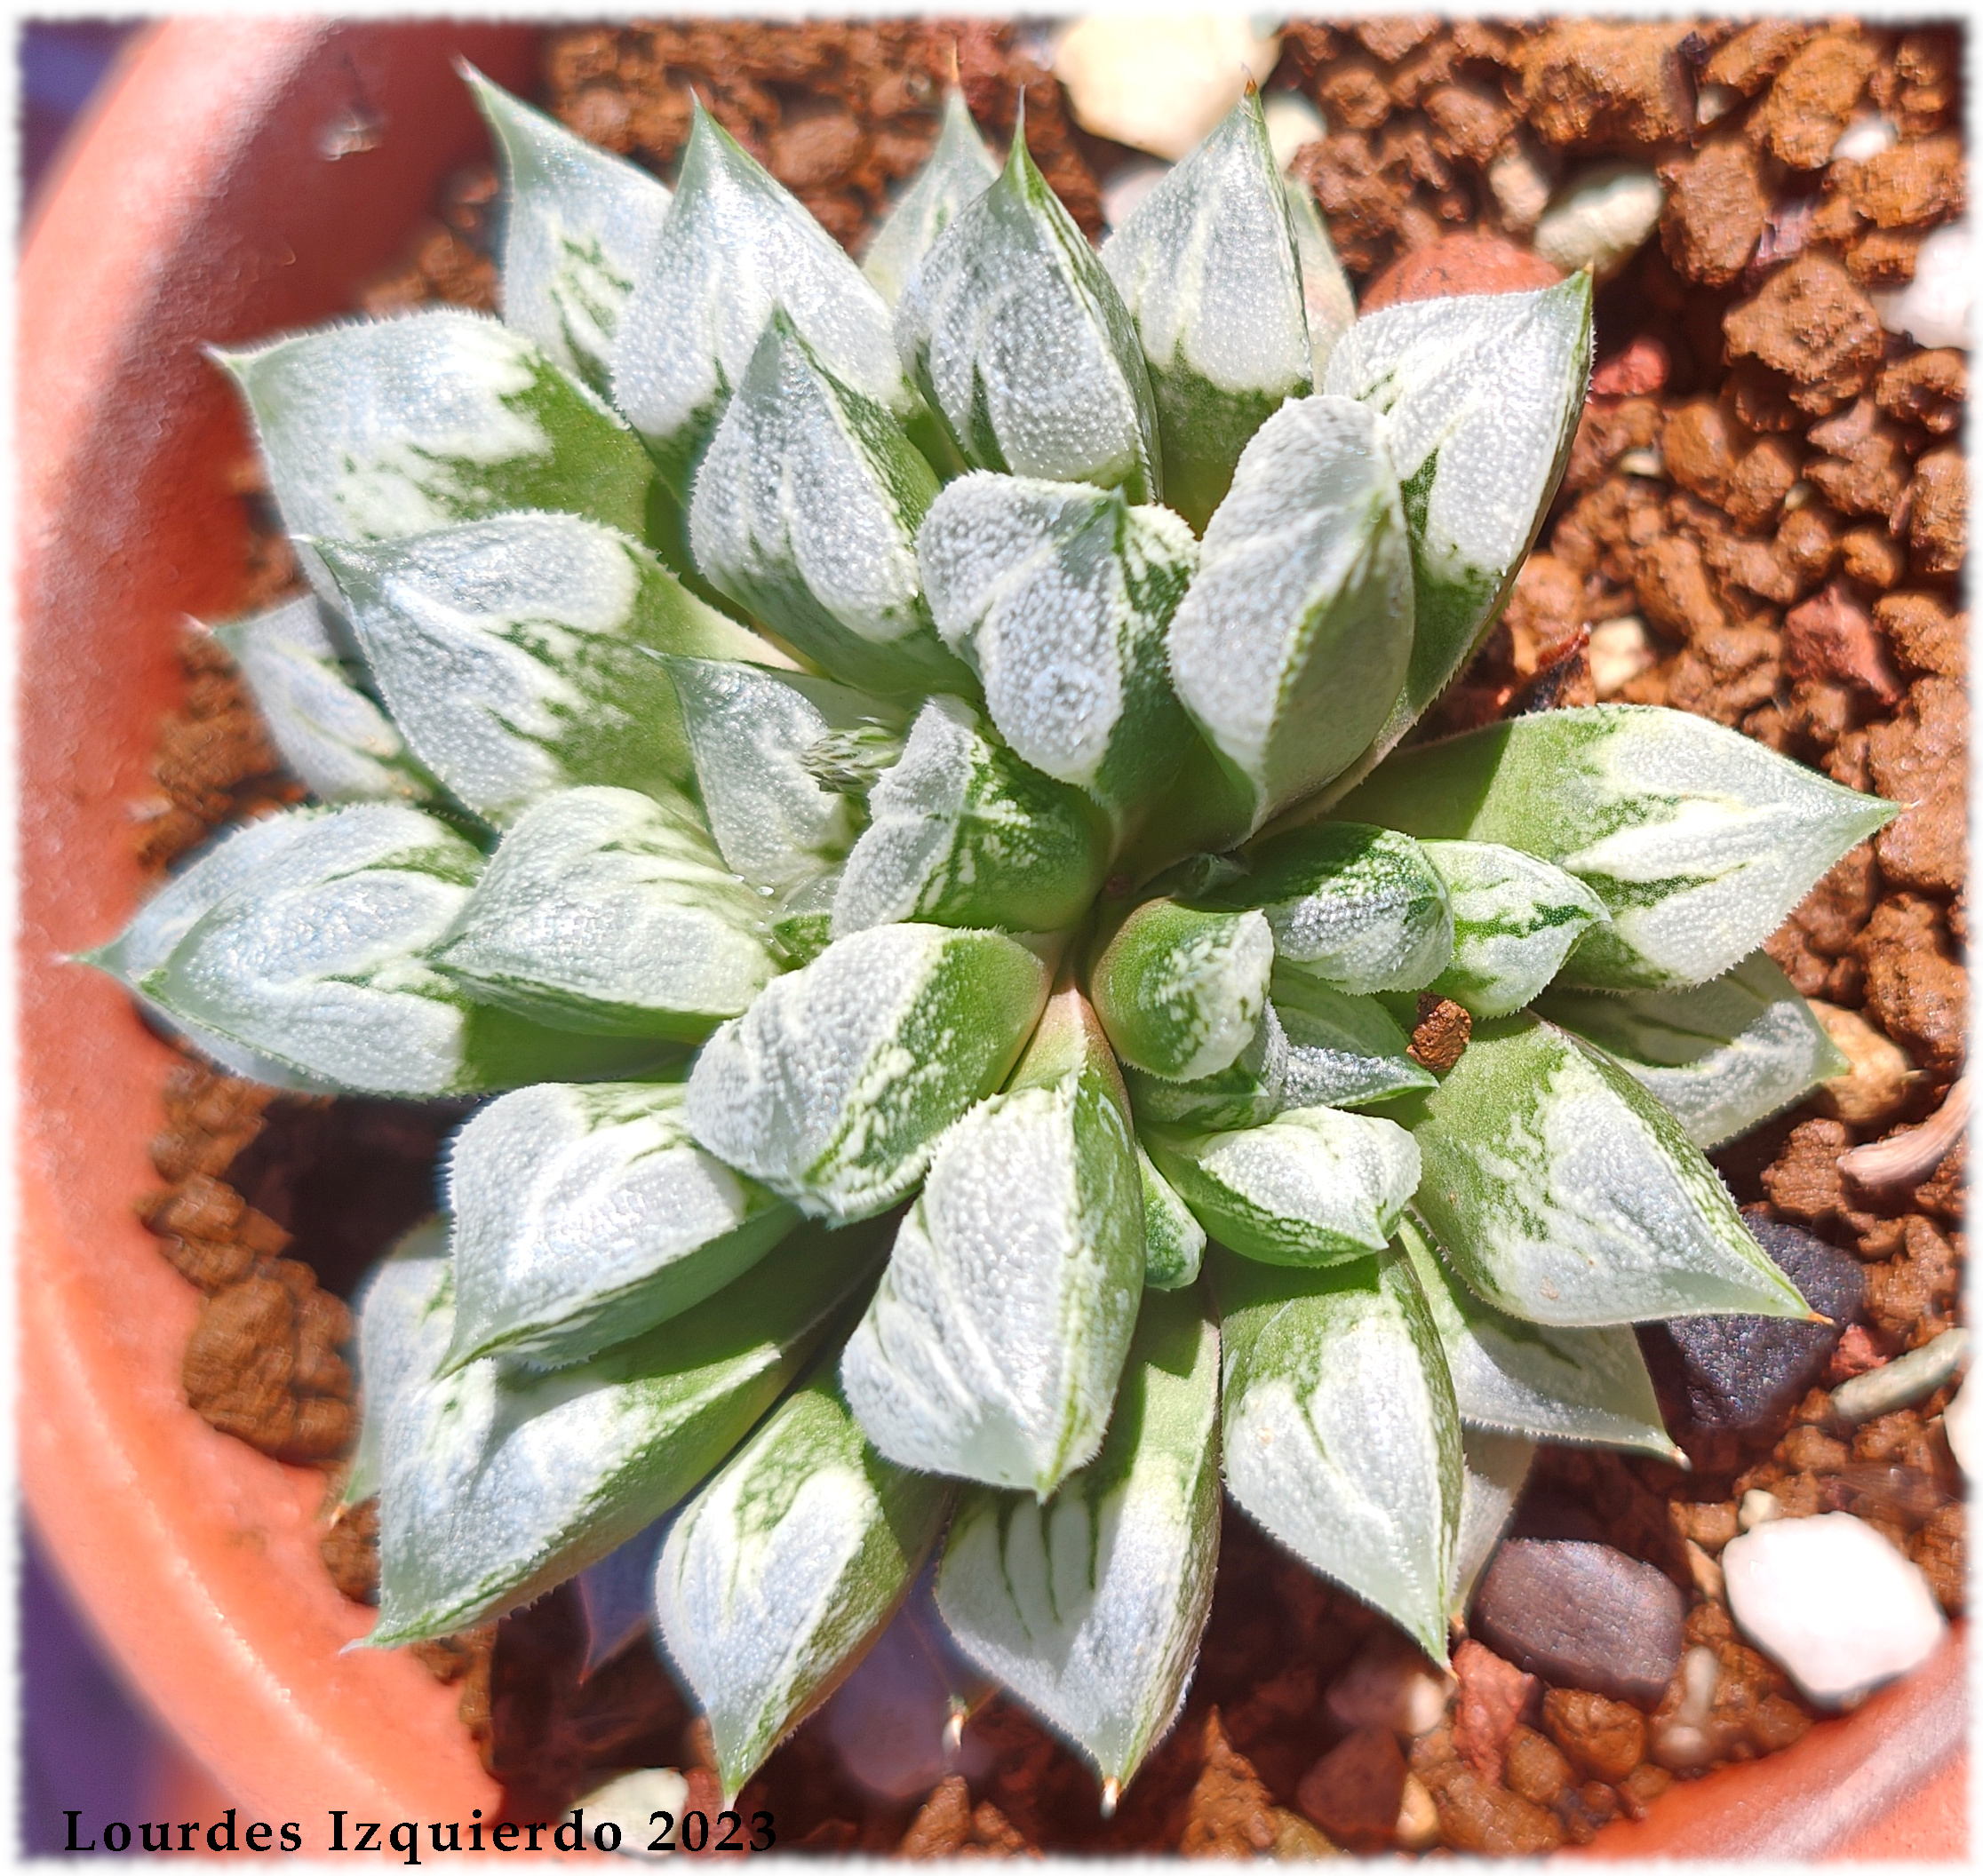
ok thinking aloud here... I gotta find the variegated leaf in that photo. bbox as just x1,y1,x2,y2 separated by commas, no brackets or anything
1336,706,1898,991
210,596,434,805
841,986,1143,1494
1101,93,1312,530
1284,174,1355,385
1124,1004,1287,1132
442,1081,798,1371
1166,396,1414,836
1538,951,1847,1149
1272,966,1437,1109
1213,1244,1461,1660
687,922,1050,1221
1452,1429,1534,1611
833,696,1110,936
656,1364,952,1798
369,1220,885,1645
935,1287,1220,1795
1409,1014,1812,1324
1136,1144,1207,1291
919,473,1199,828
613,103,912,495
431,786,776,1040
466,65,672,392
863,89,1000,306
1396,1212,1679,1460
346,1216,454,1505
768,867,843,968
318,512,773,827
1089,899,1275,1083
688,310,968,696
1420,839,1610,1020
1145,1104,1421,1268
896,120,1161,501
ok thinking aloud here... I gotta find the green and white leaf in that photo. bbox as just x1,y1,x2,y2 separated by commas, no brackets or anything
1538,950,1847,1150
863,89,999,306
918,473,1199,826
318,512,772,826
1396,1211,1679,1459
1167,395,1414,835
687,921,1050,1221
936,1287,1220,1793
1214,1244,1461,1660
1146,1104,1420,1268
431,786,776,1039
896,123,1161,501
346,1216,454,1505
832,696,1109,936
1452,1428,1534,1611
1136,1144,1207,1291
369,1220,884,1645
466,66,672,392
1284,174,1355,385
769,866,843,968
210,597,434,805
442,1081,798,1372
1271,966,1436,1110
688,310,966,696
1336,705,1898,991
1408,1013,1812,1325
1421,839,1610,1020
1101,93,1312,531
656,1365,952,1799
1089,900,1275,1083
1124,1004,1287,1132
841,988,1143,1495
613,104,912,494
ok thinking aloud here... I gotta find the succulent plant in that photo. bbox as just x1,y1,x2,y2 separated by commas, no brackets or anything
92,68,1896,1810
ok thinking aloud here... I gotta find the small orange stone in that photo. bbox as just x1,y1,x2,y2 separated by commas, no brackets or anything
1363,231,1565,309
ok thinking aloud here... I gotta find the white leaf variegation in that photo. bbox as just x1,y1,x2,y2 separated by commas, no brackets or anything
936,1287,1220,1795
1409,1013,1813,1325
613,103,912,495
1396,1212,1679,1460
841,988,1144,1495
863,89,1000,307
1145,1104,1421,1268
1102,93,1312,530
346,1216,454,1505
369,1220,885,1645
1538,950,1847,1149
1453,1428,1534,1611
1124,1003,1288,1131
1167,396,1414,837
432,786,776,1040
466,67,673,392
656,1366,953,1799
318,512,775,826
896,123,1160,501
832,696,1109,936
687,922,1050,1221
442,1081,798,1371
1421,839,1610,1020
1090,900,1275,1083
1284,174,1355,385
919,473,1199,828
1338,705,1899,991
1214,1244,1461,1660
1272,966,1437,1109
1136,1144,1207,1291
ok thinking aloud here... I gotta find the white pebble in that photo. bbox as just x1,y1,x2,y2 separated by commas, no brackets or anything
1262,91,1326,171
575,1769,690,1856
1873,222,1971,350
1101,158,1171,234
1487,137,1555,234
1943,1379,1979,1478
1830,114,1898,163
1326,1628,1454,1737
1053,15,1282,162
1652,1644,1722,1771
1694,82,1740,126
1589,615,1657,697
1723,1512,1947,1708
1533,163,1666,281
1739,1487,1784,1531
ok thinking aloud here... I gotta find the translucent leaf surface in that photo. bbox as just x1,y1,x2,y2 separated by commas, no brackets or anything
863,90,1000,306
613,104,911,494
1538,951,1847,1149
896,122,1160,501
919,473,1199,826
466,66,672,391
842,987,1144,1494
319,512,773,826
1136,1144,1207,1290
687,922,1050,1221
1420,839,1610,1020
1147,1104,1420,1268
1089,899,1275,1083
369,1221,884,1644
1101,94,1312,529
1396,1212,1679,1459
1214,1244,1461,1659
1167,396,1414,834
432,786,776,1039
346,1217,454,1505
1124,1004,1288,1132
443,1081,798,1371
1284,175,1355,385
936,1288,1220,1792
1335,706,1897,991
656,1365,952,1798
689,311,966,696
833,696,1110,936
1452,1429,1533,1611
1271,967,1436,1110
1409,1014,1812,1325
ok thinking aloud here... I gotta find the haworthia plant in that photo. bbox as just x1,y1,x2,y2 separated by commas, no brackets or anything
92,67,1907,1815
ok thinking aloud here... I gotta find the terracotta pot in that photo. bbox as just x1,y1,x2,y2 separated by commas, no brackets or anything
15,18,1968,1854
